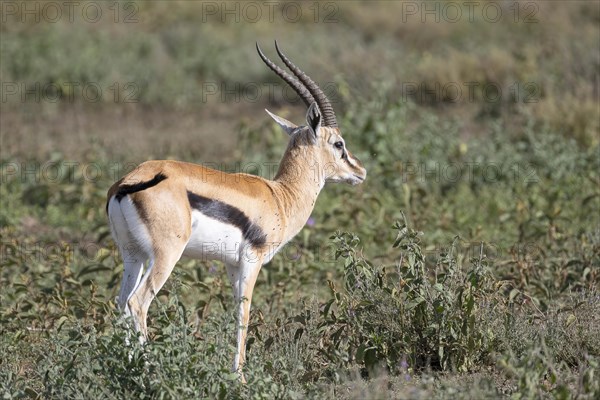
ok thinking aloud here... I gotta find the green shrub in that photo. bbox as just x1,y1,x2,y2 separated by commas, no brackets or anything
318,214,498,374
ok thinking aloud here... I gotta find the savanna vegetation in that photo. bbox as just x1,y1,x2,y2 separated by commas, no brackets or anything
1,1,599,398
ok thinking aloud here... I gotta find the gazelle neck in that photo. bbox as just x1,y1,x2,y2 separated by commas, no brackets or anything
272,144,325,242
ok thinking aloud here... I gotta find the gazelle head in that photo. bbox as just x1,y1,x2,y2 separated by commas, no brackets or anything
257,42,367,186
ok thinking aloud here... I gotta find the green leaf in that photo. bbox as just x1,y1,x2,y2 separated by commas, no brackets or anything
364,348,378,369
565,314,576,328
55,315,69,331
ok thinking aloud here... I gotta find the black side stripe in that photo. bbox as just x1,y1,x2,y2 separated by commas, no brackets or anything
116,173,168,202
187,191,267,248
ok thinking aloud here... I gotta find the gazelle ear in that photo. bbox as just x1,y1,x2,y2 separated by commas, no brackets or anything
306,102,321,137
265,109,297,136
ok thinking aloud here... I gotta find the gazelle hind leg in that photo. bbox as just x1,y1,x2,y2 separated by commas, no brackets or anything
108,197,150,346
127,245,186,343
117,249,147,315
118,254,147,348
108,197,154,317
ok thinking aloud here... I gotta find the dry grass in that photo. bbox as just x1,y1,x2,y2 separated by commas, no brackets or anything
0,102,264,161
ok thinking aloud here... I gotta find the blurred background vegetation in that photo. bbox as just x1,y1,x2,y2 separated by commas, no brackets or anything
1,1,599,398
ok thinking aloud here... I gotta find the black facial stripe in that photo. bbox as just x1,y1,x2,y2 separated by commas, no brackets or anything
187,191,267,248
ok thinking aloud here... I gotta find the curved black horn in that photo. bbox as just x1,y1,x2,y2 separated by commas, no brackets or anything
256,43,316,108
274,40,338,127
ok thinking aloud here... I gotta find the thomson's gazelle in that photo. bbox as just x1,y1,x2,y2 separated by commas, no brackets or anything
106,42,366,379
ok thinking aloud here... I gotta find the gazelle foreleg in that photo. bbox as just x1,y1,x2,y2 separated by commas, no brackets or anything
226,250,264,380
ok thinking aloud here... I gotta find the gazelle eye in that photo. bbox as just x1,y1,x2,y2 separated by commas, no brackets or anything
334,141,344,149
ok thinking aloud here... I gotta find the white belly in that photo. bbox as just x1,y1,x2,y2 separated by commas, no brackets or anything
182,210,245,265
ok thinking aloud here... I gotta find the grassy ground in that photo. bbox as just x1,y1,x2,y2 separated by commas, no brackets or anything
1,1,599,398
